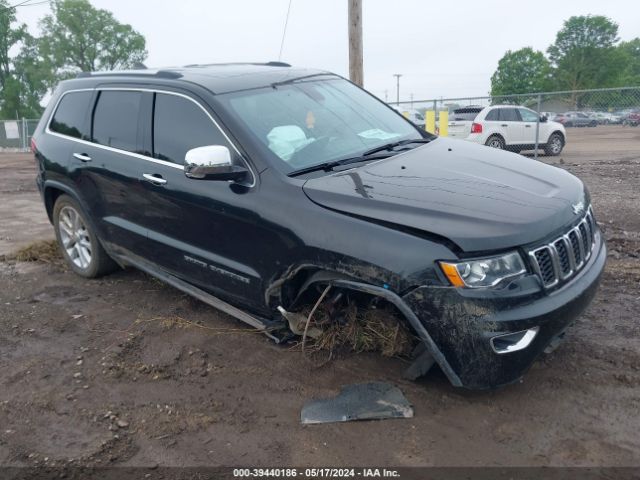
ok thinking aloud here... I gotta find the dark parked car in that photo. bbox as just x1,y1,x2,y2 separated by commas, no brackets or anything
553,111,597,127
622,109,640,126
32,63,606,389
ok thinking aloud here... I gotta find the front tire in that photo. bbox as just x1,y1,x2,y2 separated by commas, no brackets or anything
485,135,505,150
53,195,118,278
544,132,564,156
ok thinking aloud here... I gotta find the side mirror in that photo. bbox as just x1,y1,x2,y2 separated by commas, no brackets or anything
184,145,248,182
540,115,548,123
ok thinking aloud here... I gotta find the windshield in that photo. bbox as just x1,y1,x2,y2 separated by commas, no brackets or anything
218,77,424,173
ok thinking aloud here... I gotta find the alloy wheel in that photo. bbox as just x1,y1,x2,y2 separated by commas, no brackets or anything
58,205,92,269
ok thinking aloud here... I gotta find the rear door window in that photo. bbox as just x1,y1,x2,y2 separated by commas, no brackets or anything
500,108,520,122
484,109,500,121
153,93,229,165
92,90,142,152
49,91,93,140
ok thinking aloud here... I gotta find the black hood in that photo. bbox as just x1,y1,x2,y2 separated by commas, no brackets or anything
302,138,586,252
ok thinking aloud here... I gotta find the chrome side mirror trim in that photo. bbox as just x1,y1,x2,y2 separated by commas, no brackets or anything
184,145,247,181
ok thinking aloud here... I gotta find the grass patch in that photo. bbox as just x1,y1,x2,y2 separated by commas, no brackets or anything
6,239,62,263
306,302,418,358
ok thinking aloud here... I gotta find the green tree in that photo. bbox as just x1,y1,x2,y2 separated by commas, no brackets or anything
547,15,626,93
618,38,640,85
0,1,49,118
490,48,552,97
39,0,147,77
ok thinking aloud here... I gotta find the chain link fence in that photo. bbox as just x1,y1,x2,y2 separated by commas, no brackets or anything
4,87,640,155
390,86,640,158
0,118,40,152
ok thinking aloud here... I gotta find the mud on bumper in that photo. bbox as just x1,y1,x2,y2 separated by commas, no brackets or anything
403,234,606,390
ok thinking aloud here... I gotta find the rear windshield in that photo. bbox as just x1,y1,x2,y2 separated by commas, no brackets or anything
450,108,482,121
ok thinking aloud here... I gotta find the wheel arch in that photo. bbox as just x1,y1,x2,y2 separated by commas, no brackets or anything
271,267,463,387
43,180,119,265
43,180,89,224
485,133,506,145
549,130,565,145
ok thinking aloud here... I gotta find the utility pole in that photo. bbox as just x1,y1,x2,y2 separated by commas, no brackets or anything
348,0,363,86
393,74,402,103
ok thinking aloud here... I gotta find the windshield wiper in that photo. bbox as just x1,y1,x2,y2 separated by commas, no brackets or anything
288,152,393,177
287,138,433,178
361,138,432,156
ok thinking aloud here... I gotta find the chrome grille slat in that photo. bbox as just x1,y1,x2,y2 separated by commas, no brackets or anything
553,238,572,279
572,226,585,268
528,209,597,289
563,234,577,272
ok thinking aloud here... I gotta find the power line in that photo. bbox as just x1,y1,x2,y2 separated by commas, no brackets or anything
0,0,50,11
278,0,293,61
19,0,51,6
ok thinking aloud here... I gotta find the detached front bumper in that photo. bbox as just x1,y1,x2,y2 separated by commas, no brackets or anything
403,232,606,389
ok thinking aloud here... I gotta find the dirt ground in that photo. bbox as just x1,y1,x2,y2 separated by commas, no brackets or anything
0,125,639,469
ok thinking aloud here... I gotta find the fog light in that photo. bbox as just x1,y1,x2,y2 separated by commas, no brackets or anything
490,327,539,354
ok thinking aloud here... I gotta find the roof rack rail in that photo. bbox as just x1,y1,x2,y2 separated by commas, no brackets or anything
156,70,183,78
180,61,291,68
265,61,291,67
75,69,183,79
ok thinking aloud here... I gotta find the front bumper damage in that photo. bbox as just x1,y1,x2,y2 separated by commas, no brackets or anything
403,232,606,389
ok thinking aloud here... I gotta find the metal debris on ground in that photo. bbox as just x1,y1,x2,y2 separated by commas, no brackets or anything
300,382,413,424
277,306,322,339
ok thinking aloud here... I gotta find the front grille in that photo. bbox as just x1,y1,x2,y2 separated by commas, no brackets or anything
528,207,597,289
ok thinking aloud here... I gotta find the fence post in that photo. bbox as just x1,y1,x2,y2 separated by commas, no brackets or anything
22,118,27,151
534,94,542,159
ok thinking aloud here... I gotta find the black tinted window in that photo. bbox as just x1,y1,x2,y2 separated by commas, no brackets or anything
92,91,141,152
485,109,500,121
451,108,482,121
153,93,228,165
500,108,520,122
49,91,93,139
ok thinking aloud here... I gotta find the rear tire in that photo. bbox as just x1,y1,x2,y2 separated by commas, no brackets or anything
485,135,505,150
544,133,564,156
53,194,118,278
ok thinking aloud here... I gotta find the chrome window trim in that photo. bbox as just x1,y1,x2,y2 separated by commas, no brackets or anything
45,87,256,186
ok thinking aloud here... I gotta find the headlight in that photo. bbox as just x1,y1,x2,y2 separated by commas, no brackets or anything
439,252,527,288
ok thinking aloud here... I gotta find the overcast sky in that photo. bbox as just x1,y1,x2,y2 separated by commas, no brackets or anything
15,0,640,101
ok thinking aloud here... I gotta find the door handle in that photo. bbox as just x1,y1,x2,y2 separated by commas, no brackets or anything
73,153,92,162
142,173,167,186
501,124,508,127
525,124,532,128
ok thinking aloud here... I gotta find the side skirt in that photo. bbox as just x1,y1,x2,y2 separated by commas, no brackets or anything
116,252,284,342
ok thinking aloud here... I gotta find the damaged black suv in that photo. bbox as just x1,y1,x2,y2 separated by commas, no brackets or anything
33,63,605,389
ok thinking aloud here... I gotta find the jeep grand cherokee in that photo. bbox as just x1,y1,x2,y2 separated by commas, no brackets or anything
32,63,606,389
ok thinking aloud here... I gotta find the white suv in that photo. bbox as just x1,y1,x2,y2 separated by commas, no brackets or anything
447,105,566,156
